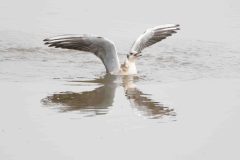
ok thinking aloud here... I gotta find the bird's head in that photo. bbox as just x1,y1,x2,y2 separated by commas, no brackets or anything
127,51,142,62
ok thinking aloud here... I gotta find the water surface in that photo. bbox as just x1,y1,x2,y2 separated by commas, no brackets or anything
1,0,240,159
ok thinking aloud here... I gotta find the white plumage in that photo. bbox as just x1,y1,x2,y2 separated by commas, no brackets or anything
44,24,180,75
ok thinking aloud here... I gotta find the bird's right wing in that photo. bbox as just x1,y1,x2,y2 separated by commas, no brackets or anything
44,34,120,73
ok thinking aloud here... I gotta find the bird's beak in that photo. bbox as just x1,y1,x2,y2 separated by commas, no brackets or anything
134,53,142,57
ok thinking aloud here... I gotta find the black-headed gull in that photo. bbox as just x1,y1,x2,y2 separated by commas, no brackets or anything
44,24,180,75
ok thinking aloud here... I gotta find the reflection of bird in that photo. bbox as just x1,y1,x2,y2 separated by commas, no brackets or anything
42,75,176,119
125,88,176,119
44,24,180,75
42,75,117,116
122,76,176,119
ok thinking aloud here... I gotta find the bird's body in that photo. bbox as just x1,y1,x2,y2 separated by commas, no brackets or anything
120,59,138,75
44,24,180,75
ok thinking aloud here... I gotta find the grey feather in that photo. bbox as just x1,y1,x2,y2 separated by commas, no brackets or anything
130,24,180,53
44,34,120,73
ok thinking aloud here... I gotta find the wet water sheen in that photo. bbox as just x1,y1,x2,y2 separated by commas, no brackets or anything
1,0,240,160
42,75,176,119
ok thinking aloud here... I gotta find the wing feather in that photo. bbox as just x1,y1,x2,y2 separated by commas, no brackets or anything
44,35,120,73
130,24,180,53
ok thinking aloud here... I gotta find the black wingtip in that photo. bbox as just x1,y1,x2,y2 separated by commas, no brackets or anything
44,42,51,45
43,38,49,42
49,44,55,47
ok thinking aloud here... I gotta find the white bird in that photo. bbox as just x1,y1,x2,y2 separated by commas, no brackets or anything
44,24,180,75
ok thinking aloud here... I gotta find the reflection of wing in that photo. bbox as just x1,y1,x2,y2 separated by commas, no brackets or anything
125,88,176,119
42,74,176,119
44,35,120,73
130,24,180,53
122,75,176,119
42,75,117,116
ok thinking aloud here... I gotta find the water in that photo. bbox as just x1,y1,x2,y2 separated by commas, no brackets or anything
1,0,240,160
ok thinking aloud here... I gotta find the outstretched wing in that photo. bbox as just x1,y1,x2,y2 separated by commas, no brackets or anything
130,24,180,53
44,34,120,73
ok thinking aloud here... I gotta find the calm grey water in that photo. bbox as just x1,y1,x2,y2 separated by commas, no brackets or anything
0,0,240,160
